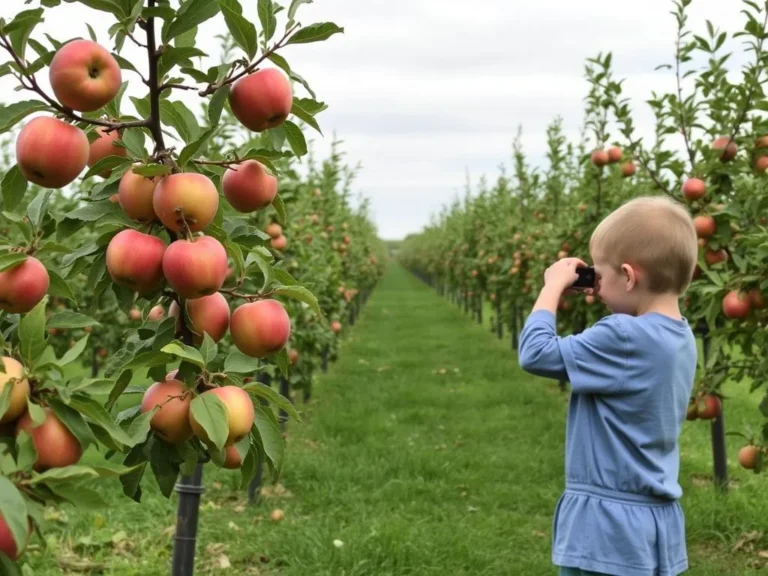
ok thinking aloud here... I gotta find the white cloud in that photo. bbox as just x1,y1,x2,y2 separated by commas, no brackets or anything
0,0,752,239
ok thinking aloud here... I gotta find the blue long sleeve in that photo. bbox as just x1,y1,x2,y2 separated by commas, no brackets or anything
518,310,568,380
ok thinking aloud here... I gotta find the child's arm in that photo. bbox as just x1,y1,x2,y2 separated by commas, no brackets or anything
518,258,627,394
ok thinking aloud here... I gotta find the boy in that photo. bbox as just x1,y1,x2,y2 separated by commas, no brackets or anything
518,196,699,576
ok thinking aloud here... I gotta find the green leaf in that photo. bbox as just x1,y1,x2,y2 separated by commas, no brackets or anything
223,350,262,374
27,465,100,485
258,0,277,44
1,165,28,210
254,404,284,470
149,440,180,497
0,253,28,273
59,334,90,366
121,128,147,160
0,382,13,425
199,333,218,366
217,0,257,60
47,269,77,303
273,285,321,315
0,476,29,556
126,408,156,446
47,312,101,329
207,85,230,126
159,100,200,143
272,193,287,226
19,296,48,366
178,126,216,166
271,268,297,286
131,163,171,178
161,342,205,368
71,0,128,17
15,430,38,471
290,98,325,134
287,0,312,22
163,0,220,43
82,155,133,180
189,392,229,450
5,9,44,61
26,399,46,426
48,398,97,450
273,347,289,378
243,382,300,422
27,189,52,229
47,480,108,509
67,394,134,447
287,22,344,45
245,249,272,291
159,46,207,78
282,120,307,156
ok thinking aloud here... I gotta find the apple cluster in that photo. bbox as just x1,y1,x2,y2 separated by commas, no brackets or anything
590,145,636,177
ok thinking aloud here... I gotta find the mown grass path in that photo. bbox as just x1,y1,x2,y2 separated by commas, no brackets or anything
29,263,768,575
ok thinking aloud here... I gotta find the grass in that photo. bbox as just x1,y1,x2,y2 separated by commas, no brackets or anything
23,263,768,575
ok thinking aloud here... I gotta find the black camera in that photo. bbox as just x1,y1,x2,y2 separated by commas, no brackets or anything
571,266,596,289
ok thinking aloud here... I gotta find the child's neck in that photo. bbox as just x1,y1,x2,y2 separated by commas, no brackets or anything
635,292,683,320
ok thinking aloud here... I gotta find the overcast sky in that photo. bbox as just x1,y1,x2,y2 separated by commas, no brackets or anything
1,0,750,239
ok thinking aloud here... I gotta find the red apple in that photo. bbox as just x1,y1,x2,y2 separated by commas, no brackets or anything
49,39,122,112
169,292,230,345
141,377,193,444
0,515,30,561
106,229,166,294
330,321,342,334
748,289,765,309
697,394,721,420
738,445,760,470
16,408,83,471
0,257,50,314
712,136,737,162
153,173,219,233
230,300,291,358
189,386,254,446
755,156,768,174
591,150,609,167
0,358,30,424
16,117,89,188
128,308,142,321
693,215,716,238
271,235,287,251
147,305,165,321
87,127,127,177
722,290,751,319
288,349,299,365
162,236,228,299
704,249,727,266
606,146,622,163
686,403,698,421
228,68,293,132
682,178,706,201
620,162,636,177
222,160,278,212
265,223,282,239
223,445,243,469
118,169,159,222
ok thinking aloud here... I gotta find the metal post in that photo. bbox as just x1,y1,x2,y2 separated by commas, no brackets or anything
322,346,329,372
495,297,503,339
171,463,205,576
476,293,483,325
511,304,519,351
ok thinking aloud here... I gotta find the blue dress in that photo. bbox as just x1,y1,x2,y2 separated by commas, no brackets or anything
519,310,696,576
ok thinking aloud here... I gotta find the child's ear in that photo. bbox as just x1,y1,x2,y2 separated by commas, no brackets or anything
621,263,637,291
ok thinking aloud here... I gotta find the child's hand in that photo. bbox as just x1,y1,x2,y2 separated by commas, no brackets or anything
544,257,589,293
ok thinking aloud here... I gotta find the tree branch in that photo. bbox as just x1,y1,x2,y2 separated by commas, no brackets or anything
145,0,166,155
675,20,696,171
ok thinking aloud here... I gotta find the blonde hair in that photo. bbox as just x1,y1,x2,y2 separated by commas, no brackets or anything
589,196,698,295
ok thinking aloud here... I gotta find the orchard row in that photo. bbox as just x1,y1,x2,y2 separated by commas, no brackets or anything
400,0,768,476
0,0,384,570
